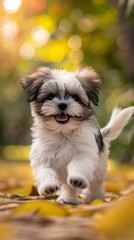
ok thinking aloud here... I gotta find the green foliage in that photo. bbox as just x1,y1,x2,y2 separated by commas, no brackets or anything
0,0,133,161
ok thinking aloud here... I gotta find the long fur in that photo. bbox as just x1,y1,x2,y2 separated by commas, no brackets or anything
20,66,134,204
101,107,134,142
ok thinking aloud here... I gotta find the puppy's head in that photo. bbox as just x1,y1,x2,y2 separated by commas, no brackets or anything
20,66,101,133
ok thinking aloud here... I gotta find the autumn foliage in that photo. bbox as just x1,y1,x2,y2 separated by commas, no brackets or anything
0,1,134,239
0,161,134,240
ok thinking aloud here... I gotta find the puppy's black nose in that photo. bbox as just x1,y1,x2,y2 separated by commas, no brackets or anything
58,103,67,111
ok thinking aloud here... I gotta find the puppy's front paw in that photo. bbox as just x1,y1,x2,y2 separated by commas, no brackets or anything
68,176,88,189
57,195,78,205
38,182,61,196
80,193,94,203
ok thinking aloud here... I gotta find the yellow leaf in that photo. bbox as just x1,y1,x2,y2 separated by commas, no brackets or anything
91,199,105,205
69,208,92,217
12,200,69,218
5,185,37,196
93,212,103,220
107,159,117,172
97,195,134,240
104,182,122,193
125,169,134,182
69,202,104,217
0,224,14,240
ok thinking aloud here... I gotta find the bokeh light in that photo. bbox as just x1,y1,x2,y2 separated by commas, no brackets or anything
70,8,83,22
0,0,133,163
68,35,82,49
59,19,72,33
19,43,35,60
117,35,131,50
2,0,22,14
31,26,50,47
77,16,98,32
2,20,19,40
69,49,84,64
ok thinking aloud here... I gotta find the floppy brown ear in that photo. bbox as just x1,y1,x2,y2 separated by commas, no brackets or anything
20,67,51,103
76,66,101,106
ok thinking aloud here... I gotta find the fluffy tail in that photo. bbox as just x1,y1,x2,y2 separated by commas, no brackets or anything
101,107,134,142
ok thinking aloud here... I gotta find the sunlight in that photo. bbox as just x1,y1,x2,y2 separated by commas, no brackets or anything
31,26,50,47
77,16,98,33
59,19,72,33
19,43,35,60
69,49,83,64
2,20,19,40
3,0,22,13
68,35,82,49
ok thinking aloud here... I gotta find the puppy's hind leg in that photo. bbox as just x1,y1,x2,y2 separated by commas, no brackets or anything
80,182,105,203
57,184,78,204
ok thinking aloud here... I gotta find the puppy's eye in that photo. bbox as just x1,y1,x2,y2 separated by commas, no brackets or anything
72,94,80,102
46,93,55,101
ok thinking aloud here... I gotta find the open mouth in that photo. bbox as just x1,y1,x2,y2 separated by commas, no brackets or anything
55,113,70,124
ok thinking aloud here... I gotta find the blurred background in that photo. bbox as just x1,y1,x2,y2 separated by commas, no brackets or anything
0,0,134,163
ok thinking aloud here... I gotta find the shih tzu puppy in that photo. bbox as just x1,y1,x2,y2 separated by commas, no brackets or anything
20,66,134,204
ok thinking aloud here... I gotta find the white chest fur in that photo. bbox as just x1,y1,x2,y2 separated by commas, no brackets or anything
30,120,99,171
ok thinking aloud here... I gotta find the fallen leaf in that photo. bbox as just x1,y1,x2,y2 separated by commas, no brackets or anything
11,200,69,218
104,182,122,193
69,208,92,217
97,195,134,240
69,202,111,217
5,185,38,197
12,212,53,224
0,223,15,240
91,199,105,205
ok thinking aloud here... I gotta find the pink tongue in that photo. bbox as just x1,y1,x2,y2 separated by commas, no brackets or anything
56,114,68,122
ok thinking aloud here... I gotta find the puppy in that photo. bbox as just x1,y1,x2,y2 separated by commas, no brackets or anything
20,66,134,204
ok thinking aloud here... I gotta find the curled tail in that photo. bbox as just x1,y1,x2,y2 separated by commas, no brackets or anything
101,107,134,142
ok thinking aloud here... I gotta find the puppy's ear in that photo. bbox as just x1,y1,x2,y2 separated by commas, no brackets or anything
20,67,51,103
76,67,101,106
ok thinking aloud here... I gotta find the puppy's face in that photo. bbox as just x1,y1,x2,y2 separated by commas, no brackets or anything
20,67,101,133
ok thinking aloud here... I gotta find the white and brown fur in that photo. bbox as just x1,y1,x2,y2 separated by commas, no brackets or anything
20,67,134,204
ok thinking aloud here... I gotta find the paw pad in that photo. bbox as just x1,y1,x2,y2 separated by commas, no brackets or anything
45,185,59,195
39,183,61,196
69,178,86,189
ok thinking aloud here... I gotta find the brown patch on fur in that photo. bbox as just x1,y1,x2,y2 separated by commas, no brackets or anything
95,131,104,153
76,66,101,106
20,67,51,103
